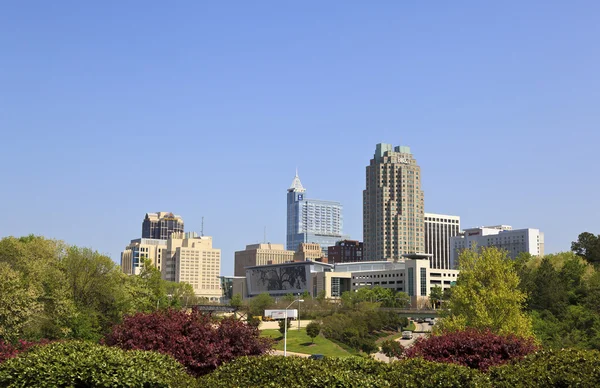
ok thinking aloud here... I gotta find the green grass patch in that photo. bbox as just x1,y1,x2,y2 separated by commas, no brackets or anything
261,329,353,357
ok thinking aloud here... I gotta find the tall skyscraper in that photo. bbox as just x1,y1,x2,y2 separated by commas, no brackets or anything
424,213,461,269
142,212,184,240
286,171,343,256
363,143,425,261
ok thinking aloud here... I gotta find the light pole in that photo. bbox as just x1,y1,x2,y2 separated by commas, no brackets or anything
297,293,301,331
284,299,304,357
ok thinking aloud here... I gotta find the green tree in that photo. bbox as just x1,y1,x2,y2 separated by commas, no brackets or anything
230,293,243,309
165,281,196,308
429,286,443,309
0,262,42,342
249,293,274,317
306,321,321,343
0,236,76,340
278,318,292,335
437,247,533,337
381,339,404,361
529,258,568,317
572,232,600,267
316,290,327,303
394,292,411,308
282,293,296,303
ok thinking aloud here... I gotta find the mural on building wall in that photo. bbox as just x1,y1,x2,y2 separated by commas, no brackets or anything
247,264,308,294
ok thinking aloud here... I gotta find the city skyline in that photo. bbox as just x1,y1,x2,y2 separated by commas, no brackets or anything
2,2,599,277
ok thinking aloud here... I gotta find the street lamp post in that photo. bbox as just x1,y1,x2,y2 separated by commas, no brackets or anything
284,299,304,357
297,294,301,331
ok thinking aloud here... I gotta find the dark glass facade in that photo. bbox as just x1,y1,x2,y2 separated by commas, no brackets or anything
142,212,184,240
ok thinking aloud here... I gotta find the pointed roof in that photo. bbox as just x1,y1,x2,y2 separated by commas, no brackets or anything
288,170,306,192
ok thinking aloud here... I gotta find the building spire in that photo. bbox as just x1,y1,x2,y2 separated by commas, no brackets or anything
288,169,305,192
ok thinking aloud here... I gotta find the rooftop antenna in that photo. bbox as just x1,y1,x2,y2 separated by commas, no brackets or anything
201,216,204,237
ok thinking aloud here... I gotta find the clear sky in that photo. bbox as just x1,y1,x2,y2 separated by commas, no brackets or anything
1,1,598,276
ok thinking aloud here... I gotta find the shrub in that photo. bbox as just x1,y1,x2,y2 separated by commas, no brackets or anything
199,355,389,387
104,308,272,376
387,358,488,387
278,318,292,335
380,339,404,360
0,339,51,364
306,321,321,343
0,341,194,387
404,329,538,371
488,348,600,387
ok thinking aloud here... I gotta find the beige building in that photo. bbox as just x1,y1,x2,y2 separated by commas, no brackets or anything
162,232,221,301
363,143,425,261
294,243,325,262
234,243,294,276
120,238,167,275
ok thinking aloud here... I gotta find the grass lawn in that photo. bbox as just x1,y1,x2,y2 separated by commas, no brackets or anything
261,329,353,357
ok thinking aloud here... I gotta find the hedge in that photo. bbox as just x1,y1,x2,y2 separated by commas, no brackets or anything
198,355,389,387
386,358,488,387
0,341,194,387
488,348,600,387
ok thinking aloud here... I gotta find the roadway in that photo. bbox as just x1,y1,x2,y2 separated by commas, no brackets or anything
372,321,431,363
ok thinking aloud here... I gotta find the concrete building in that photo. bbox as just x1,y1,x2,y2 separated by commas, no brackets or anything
338,255,458,308
425,213,461,269
233,255,458,308
286,171,343,256
327,240,364,264
244,260,334,298
234,243,295,277
294,243,325,262
142,212,184,240
162,232,221,301
450,225,545,268
120,238,167,275
363,143,425,261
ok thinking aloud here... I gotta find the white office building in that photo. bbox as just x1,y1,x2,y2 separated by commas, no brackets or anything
450,225,544,268
425,213,461,270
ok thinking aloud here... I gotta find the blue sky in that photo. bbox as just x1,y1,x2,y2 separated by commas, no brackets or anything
1,1,598,276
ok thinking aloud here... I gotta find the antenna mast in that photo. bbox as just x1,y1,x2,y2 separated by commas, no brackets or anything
201,216,204,237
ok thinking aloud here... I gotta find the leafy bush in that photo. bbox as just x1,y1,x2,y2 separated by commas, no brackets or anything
0,339,51,364
278,318,292,335
321,305,401,351
104,308,272,376
488,348,600,387
380,339,404,359
387,358,488,388
306,321,321,343
199,355,389,387
0,341,194,387
404,329,538,371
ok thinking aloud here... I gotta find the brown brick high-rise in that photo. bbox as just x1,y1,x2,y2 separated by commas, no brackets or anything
363,144,425,261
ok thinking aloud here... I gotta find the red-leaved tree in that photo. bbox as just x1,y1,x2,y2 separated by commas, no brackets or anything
103,309,272,376
0,339,52,364
404,329,538,371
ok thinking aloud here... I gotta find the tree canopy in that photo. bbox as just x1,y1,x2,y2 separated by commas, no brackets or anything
571,232,600,267
437,246,533,338
0,235,195,342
